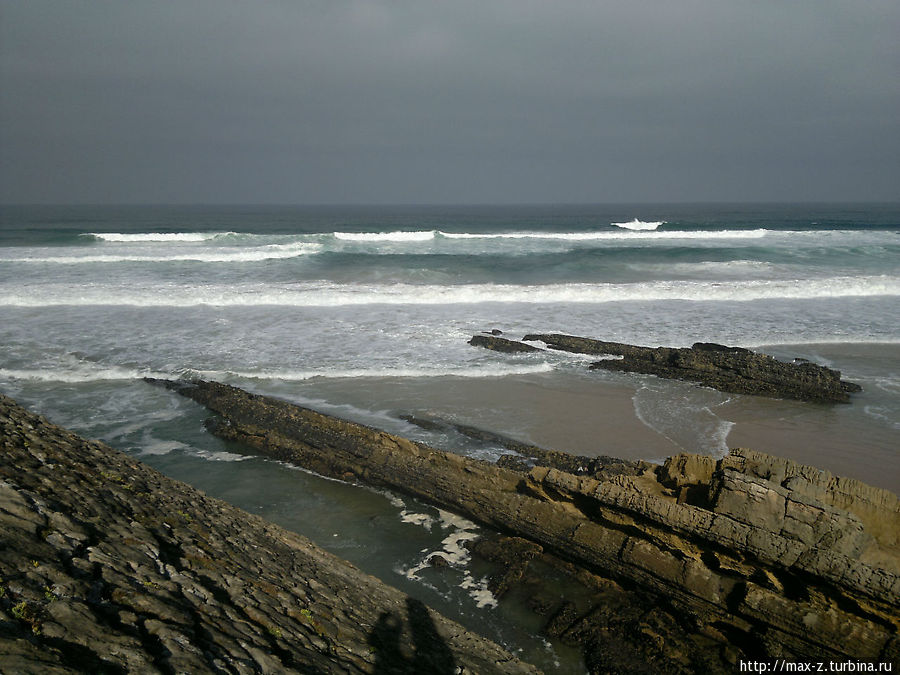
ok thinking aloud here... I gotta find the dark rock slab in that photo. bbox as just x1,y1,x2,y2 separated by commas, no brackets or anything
520,334,861,402
468,335,543,353
0,393,540,674
148,378,900,669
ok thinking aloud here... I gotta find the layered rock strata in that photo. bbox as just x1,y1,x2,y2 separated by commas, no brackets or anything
0,393,540,674
150,378,899,669
469,332,861,402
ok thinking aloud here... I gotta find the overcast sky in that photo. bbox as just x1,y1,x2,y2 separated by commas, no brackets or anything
1,1,898,204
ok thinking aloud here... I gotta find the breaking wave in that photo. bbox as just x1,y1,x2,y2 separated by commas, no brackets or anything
5,242,321,264
3,275,896,307
85,232,235,242
335,231,436,242
196,363,554,381
613,219,664,231
439,229,766,240
0,366,172,383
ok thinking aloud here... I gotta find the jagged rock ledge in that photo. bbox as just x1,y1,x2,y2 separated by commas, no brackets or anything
0,393,540,674
469,332,861,403
146,378,899,670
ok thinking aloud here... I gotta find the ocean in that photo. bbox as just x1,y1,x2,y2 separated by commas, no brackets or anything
1,202,898,671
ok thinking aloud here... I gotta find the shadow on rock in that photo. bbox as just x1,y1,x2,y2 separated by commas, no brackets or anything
369,597,457,675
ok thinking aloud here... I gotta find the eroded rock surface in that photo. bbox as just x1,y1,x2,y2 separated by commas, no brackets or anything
151,378,899,671
502,334,863,402
0,393,540,674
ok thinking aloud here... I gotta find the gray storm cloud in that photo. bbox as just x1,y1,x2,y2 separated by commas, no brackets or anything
1,1,897,203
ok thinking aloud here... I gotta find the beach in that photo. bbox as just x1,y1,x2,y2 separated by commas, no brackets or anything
1,203,898,671
252,355,900,492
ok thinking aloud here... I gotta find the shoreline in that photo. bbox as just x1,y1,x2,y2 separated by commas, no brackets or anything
251,359,898,491
3,377,898,672
146,377,900,670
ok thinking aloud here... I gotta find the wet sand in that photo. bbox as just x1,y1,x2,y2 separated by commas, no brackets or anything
273,363,899,493
393,372,683,459
720,396,900,491
273,370,682,461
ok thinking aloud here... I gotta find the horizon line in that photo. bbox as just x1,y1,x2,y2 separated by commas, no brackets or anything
2,199,899,209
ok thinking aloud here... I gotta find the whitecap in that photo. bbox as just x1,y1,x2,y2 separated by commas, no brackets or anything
7,275,897,308
628,260,776,276
6,242,321,264
197,363,554,381
84,232,236,242
613,219,664,231
0,366,172,383
334,230,435,242
438,229,767,240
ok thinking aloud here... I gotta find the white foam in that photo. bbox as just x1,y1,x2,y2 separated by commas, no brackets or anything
707,413,735,459
6,242,321,264
6,275,897,307
192,448,252,462
613,219,664,231
632,383,734,457
439,530,480,564
862,405,900,430
0,366,171,383
381,491,407,509
438,229,768,240
465,446,516,462
85,232,235,242
459,575,498,609
629,260,776,275
199,363,554,381
334,230,436,242
872,375,900,395
437,509,479,531
399,510,436,529
394,506,497,608
140,439,190,456
437,512,498,609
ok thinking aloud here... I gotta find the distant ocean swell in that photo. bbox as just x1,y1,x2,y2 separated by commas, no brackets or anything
2,276,896,307
85,228,771,243
5,242,322,264
84,232,238,242
76,228,900,243
2,204,898,662
4,230,889,267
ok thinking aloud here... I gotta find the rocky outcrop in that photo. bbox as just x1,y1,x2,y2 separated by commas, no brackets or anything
467,335,543,353
511,334,862,402
464,532,731,674
0,393,540,674
150,378,899,671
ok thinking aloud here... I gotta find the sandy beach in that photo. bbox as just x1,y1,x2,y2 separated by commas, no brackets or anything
264,361,899,492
